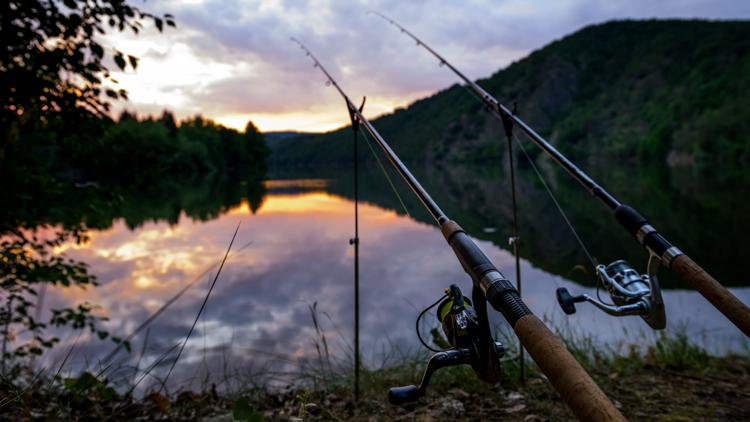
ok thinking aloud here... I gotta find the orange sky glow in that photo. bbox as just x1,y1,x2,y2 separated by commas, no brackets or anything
100,1,749,133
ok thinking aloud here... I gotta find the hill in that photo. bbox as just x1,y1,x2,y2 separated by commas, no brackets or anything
270,20,750,176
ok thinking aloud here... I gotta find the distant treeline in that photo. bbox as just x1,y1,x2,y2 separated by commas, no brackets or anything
11,111,268,185
1,111,269,232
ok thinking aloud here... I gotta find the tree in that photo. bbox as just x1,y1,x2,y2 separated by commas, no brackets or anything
0,0,173,373
0,0,175,156
160,110,178,137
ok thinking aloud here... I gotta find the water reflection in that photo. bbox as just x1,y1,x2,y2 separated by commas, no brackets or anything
41,179,749,392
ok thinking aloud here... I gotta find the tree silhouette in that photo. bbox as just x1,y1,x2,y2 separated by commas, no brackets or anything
0,0,175,157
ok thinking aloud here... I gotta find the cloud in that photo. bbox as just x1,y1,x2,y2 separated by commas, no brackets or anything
107,0,750,131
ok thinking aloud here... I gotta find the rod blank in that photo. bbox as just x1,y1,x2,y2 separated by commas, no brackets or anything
294,38,625,421
371,11,750,338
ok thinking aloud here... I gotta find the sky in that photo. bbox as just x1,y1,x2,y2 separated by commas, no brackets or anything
105,0,750,133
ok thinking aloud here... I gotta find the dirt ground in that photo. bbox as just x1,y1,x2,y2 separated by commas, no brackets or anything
4,355,749,421
236,360,750,421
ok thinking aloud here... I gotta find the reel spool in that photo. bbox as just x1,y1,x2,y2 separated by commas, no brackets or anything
436,286,475,349
388,284,504,404
556,257,666,329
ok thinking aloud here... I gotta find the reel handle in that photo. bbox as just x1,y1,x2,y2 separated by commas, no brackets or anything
556,287,586,315
388,385,421,405
388,348,471,405
388,343,504,405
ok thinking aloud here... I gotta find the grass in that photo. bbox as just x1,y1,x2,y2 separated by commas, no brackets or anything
2,307,748,421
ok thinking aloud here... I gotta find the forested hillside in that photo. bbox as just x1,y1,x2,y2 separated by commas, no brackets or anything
271,20,750,177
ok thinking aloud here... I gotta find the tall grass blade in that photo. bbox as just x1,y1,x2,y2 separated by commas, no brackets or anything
158,222,241,393
100,240,254,366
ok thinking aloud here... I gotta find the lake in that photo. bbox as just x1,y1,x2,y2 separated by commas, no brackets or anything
31,161,750,392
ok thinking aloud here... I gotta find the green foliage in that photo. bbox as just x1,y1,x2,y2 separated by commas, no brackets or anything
0,229,111,372
233,397,264,421
648,331,710,370
272,20,750,181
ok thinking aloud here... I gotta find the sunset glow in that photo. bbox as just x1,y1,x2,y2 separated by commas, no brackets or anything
100,1,749,132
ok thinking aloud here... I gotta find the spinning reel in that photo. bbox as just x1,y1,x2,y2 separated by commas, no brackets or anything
556,256,666,329
389,284,504,404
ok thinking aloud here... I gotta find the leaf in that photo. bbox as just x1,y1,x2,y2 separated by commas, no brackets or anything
128,55,138,70
114,53,126,70
68,372,100,392
233,397,264,421
154,17,163,32
90,43,104,58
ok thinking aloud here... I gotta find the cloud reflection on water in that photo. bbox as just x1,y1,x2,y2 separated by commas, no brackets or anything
46,181,749,391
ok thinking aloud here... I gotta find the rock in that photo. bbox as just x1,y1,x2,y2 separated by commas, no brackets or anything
144,392,170,412
506,403,527,413
201,414,233,422
176,391,200,404
507,391,525,402
441,399,465,416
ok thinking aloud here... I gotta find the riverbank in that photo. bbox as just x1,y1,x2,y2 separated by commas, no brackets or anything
2,333,748,421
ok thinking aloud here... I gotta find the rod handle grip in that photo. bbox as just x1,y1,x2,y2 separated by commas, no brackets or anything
671,254,750,337
514,314,626,422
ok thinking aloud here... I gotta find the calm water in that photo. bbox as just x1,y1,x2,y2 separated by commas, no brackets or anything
33,162,750,392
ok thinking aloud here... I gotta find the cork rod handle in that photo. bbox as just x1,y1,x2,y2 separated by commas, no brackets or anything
514,315,627,422
672,254,750,337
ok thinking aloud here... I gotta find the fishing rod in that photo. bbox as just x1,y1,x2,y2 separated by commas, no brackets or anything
371,11,750,337
292,38,625,421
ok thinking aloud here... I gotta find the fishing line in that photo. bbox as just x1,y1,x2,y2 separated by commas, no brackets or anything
456,78,619,303
360,129,412,218
512,130,597,269
454,82,597,289
440,56,616,307
415,293,448,353
454,83,598,267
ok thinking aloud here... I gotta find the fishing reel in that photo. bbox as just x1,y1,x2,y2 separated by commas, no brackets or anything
556,256,665,329
388,284,504,404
